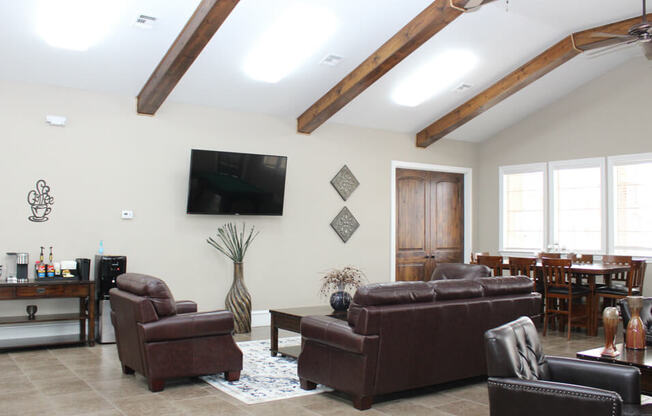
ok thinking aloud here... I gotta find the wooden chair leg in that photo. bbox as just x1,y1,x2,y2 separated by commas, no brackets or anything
224,370,240,381
567,299,572,340
148,378,165,392
543,309,548,336
121,364,135,375
352,395,373,410
300,378,317,390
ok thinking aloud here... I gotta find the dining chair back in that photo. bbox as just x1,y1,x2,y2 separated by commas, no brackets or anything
508,257,537,289
602,255,632,282
476,255,503,277
470,252,489,264
538,252,561,259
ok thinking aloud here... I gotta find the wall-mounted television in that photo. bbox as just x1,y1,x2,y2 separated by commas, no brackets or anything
186,149,287,215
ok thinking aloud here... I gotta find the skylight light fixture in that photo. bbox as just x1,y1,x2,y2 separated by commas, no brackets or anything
391,50,478,107
36,0,122,51
243,4,337,83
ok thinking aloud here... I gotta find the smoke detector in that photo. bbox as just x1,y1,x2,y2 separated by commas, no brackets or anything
133,15,156,29
320,54,344,67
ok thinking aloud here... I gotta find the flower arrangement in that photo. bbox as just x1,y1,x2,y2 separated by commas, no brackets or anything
207,222,259,263
319,266,366,297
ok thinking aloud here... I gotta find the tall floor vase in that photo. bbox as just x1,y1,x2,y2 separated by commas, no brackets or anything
225,262,251,334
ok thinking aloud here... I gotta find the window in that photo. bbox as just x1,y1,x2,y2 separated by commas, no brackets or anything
609,154,652,256
499,164,546,251
549,158,605,253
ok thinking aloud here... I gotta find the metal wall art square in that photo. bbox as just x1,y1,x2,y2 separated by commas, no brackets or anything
330,165,359,201
330,207,359,243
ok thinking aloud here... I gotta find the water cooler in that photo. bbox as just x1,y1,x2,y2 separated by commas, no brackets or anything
95,255,127,344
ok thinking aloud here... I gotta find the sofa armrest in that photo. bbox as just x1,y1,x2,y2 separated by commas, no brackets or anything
488,377,622,416
301,316,375,354
139,310,233,342
175,300,198,314
547,356,641,404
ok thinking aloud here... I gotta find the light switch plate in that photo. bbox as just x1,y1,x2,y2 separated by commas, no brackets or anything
121,210,134,219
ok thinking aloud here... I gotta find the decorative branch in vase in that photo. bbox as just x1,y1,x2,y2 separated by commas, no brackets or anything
320,266,366,311
207,222,259,334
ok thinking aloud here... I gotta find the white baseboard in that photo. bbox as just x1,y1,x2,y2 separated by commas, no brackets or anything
252,309,270,327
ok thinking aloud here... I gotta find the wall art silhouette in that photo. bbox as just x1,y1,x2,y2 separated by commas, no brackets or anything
27,179,54,222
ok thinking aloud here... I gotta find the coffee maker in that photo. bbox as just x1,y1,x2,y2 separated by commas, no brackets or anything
95,255,126,343
6,252,29,282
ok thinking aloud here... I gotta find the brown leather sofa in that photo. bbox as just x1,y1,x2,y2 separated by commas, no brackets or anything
485,316,652,416
298,276,540,409
110,273,243,391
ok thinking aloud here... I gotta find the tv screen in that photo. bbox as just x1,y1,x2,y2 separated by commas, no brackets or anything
186,149,287,215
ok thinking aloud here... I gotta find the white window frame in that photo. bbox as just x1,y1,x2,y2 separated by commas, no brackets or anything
548,157,607,254
499,162,548,253
607,152,652,257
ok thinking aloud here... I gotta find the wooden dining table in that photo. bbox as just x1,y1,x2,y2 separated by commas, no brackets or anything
497,260,631,336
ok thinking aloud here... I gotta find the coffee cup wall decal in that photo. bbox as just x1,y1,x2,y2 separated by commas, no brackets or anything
27,179,54,222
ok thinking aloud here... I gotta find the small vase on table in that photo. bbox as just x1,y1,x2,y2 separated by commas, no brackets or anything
626,296,646,350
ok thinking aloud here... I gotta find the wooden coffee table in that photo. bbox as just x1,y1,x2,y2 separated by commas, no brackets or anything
269,306,347,358
577,344,652,394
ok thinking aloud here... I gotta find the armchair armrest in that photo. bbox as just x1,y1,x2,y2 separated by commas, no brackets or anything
547,356,641,404
175,300,197,314
139,310,234,342
301,316,376,354
488,377,622,416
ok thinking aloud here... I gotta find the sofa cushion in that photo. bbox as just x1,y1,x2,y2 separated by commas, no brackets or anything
479,276,533,297
429,280,484,300
353,282,433,307
431,263,492,280
116,273,177,317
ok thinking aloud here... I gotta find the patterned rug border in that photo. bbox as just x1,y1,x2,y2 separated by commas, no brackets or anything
202,336,331,404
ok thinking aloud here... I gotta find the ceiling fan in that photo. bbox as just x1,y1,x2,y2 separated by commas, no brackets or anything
589,0,652,59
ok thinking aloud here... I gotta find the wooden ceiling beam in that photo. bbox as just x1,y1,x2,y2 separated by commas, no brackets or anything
416,14,650,148
137,0,239,115
296,0,496,135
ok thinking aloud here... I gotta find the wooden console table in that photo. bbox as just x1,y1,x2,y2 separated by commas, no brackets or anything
0,281,95,350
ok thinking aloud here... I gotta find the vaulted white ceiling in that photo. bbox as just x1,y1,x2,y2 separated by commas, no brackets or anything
0,0,645,142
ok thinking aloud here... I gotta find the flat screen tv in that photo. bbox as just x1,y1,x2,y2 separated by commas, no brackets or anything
186,149,287,215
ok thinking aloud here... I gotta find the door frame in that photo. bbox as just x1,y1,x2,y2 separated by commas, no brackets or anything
390,160,472,281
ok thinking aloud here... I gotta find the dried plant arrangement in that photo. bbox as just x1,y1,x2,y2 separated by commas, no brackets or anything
319,266,366,297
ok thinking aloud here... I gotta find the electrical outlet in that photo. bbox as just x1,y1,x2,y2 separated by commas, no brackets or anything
121,210,134,219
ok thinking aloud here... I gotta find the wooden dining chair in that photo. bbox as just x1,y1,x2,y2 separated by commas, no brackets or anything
542,258,591,340
594,258,644,332
508,257,538,289
476,255,503,277
602,255,633,283
538,252,561,259
470,252,489,264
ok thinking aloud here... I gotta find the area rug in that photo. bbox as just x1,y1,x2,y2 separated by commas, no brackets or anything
202,336,332,404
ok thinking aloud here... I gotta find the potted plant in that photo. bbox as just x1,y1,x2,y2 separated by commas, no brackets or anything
320,266,366,311
207,223,259,333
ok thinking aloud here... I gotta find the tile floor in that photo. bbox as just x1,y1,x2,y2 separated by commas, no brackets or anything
0,327,620,416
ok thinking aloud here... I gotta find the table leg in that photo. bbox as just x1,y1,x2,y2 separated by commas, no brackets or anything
79,298,86,343
88,290,95,347
270,313,278,357
589,275,597,336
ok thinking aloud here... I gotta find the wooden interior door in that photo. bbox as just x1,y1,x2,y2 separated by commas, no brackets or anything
396,169,464,281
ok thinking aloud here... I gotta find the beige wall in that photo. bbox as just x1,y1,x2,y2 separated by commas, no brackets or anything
475,57,652,294
0,80,477,319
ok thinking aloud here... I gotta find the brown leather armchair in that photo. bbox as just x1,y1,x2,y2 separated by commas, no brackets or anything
485,316,652,415
110,273,242,391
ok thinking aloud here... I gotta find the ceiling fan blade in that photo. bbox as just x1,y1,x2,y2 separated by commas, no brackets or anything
584,40,639,58
590,32,636,39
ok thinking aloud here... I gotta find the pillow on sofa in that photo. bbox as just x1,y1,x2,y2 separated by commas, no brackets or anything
352,282,433,307
428,280,484,300
478,276,533,297
431,263,491,280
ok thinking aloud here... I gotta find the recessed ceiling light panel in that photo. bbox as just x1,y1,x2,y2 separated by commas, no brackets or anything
392,50,478,107
243,5,337,83
36,0,122,51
